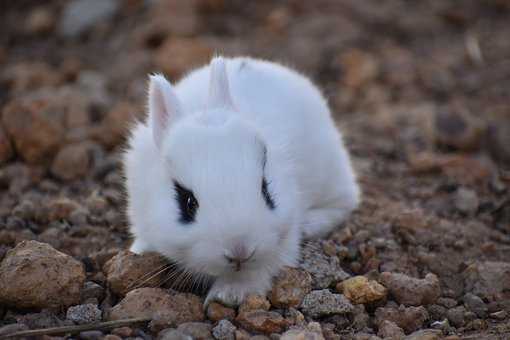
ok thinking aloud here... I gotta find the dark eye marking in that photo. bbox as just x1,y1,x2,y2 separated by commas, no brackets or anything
262,177,275,210
173,180,199,224
261,145,275,210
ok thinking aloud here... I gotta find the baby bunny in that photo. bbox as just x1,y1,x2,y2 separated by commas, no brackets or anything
124,56,360,306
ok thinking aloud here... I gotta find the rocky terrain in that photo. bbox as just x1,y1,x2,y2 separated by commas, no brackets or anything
1,0,510,339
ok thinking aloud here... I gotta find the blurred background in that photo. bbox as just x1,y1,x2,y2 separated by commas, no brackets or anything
1,0,510,167
0,1,510,337
1,0,509,255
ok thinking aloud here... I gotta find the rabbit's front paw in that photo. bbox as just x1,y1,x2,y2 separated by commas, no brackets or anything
205,273,271,307
205,281,250,307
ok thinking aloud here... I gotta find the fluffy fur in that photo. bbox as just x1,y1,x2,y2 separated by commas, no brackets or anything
124,56,360,306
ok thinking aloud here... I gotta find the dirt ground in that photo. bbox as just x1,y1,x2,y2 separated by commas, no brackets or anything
0,0,509,339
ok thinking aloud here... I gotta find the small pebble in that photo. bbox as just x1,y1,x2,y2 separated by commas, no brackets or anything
67,304,102,324
212,319,236,340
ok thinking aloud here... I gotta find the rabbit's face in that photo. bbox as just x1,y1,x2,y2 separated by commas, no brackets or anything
150,115,299,278
129,58,301,281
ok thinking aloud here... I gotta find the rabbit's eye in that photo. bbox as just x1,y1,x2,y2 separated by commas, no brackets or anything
174,181,199,223
262,177,275,210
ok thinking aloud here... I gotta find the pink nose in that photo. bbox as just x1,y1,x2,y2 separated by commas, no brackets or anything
224,245,255,271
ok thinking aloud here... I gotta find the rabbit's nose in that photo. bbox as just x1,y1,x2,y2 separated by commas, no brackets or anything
224,247,255,272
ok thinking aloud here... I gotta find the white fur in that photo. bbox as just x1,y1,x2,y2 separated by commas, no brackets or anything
124,56,360,306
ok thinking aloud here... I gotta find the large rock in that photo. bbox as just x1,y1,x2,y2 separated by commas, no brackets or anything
463,261,510,300
270,266,312,308
379,272,440,306
338,276,388,305
103,250,169,296
0,240,85,309
2,98,65,164
107,288,204,328
300,290,354,318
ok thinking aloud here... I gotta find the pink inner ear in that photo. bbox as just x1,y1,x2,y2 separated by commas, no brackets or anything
149,74,180,149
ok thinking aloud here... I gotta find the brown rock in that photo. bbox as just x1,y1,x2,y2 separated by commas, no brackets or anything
434,104,484,151
0,125,13,164
265,7,291,35
235,309,289,335
379,272,440,306
377,320,405,339
25,7,55,35
463,261,510,300
0,240,85,309
47,197,81,221
144,0,199,42
89,101,134,149
155,37,212,79
103,250,169,296
108,288,204,328
408,153,491,185
206,302,236,322
238,294,271,313
2,98,65,164
374,305,429,334
111,326,133,337
337,49,379,90
404,329,442,340
270,267,312,308
51,143,92,181
337,276,388,305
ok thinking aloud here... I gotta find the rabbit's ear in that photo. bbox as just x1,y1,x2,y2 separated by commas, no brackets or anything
207,56,236,111
148,74,182,149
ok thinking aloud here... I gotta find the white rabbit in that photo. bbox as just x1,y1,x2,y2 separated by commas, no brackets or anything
124,56,360,306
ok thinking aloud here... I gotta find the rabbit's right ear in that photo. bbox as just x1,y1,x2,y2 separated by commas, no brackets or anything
148,74,182,149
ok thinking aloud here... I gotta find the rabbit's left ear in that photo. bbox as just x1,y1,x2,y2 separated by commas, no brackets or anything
207,56,236,111
148,74,182,149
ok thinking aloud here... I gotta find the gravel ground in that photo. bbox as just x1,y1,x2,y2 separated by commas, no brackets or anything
1,1,510,339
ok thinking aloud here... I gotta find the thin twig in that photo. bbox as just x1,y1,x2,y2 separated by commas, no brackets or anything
0,318,150,339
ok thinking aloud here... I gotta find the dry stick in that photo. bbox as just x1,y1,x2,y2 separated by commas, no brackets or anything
0,317,150,339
